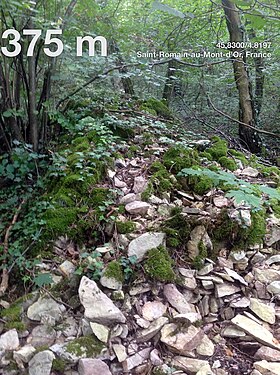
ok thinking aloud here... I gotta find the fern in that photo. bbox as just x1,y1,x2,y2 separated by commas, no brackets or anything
178,167,280,209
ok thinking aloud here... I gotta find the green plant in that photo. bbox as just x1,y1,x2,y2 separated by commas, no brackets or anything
144,246,175,282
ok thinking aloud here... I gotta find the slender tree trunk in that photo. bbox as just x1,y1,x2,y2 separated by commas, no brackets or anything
162,59,178,105
222,0,262,153
254,56,264,117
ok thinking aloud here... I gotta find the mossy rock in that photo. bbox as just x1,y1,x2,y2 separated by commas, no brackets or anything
218,156,237,171
200,151,213,161
140,98,173,118
116,220,136,234
144,246,175,282
192,240,208,269
163,207,191,248
65,336,105,358
229,149,248,166
163,147,199,174
52,358,66,372
208,138,228,160
104,261,124,283
43,207,79,238
193,176,213,195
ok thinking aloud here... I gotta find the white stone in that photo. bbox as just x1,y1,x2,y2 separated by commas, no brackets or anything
231,314,280,350
78,276,126,324
160,323,204,354
133,176,148,193
14,345,36,364
114,177,127,188
267,281,280,295
163,284,197,314
137,317,169,342
215,283,240,298
27,297,66,322
249,298,275,324
142,301,167,321
254,360,280,375
90,322,110,343
119,193,138,204
128,232,165,261
100,274,122,290
113,344,127,362
125,201,151,216
58,260,76,277
28,350,55,375
196,335,215,357
0,329,19,351
241,167,259,177
172,356,211,374
78,358,112,375
126,348,151,371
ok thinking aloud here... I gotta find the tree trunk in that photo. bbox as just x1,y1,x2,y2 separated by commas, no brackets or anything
222,0,262,153
162,59,178,105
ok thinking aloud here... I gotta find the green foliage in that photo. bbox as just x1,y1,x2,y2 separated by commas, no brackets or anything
116,220,136,234
33,273,54,287
144,246,175,282
218,156,237,171
207,138,228,160
52,358,66,372
163,147,198,173
193,176,213,195
163,207,191,248
192,241,208,270
104,261,124,283
140,98,173,118
66,336,104,357
179,167,280,209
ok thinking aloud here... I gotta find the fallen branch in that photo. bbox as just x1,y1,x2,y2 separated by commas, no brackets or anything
0,200,25,297
206,95,280,139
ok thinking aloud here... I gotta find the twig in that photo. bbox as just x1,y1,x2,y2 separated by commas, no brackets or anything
0,200,26,296
206,95,280,139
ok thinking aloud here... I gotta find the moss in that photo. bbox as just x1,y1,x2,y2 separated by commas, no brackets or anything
192,240,208,269
44,207,79,238
218,156,237,171
104,261,124,283
271,198,280,217
163,147,199,173
208,164,219,172
150,170,173,195
5,321,26,331
229,149,248,166
208,138,228,160
116,220,136,234
193,176,213,195
141,182,154,201
0,304,21,321
126,145,140,158
144,246,175,282
71,137,90,152
200,151,213,161
66,336,104,357
141,98,173,118
240,210,266,245
52,358,66,372
163,207,191,248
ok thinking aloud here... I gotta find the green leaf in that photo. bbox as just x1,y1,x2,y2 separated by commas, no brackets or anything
34,273,53,287
259,186,280,200
226,190,261,209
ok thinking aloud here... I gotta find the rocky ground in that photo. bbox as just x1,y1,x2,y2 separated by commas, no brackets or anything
0,124,280,375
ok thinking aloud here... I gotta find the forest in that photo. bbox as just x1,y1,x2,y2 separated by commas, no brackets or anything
0,1,280,374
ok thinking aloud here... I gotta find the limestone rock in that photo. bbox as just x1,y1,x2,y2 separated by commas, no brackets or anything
160,323,204,354
125,201,150,216
78,276,126,324
254,360,280,375
126,348,151,371
142,301,167,321
163,284,197,314
249,298,275,324
267,281,280,295
58,260,76,277
133,176,148,194
28,350,55,375
112,344,127,362
13,345,36,364
100,274,122,290
255,346,280,361
0,329,19,351
78,358,112,375
27,297,65,322
172,356,211,374
241,167,259,177
128,232,165,261
119,193,138,204
215,283,240,298
231,314,280,350
187,225,212,260
196,335,215,357
90,322,109,343
28,325,56,347
137,317,169,342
